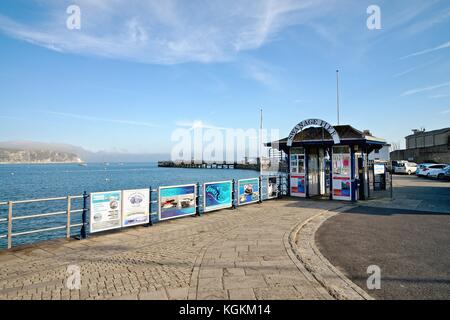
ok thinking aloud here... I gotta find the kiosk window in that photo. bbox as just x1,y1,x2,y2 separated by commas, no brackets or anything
290,151,305,174
332,146,351,176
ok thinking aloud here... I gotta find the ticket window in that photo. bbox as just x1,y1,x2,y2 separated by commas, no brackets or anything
290,148,306,197
332,146,352,201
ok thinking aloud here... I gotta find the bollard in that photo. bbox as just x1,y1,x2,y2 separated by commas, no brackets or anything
196,182,201,216
390,173,393,199
80,191,88,239
278,175,282,199
287,174,291,197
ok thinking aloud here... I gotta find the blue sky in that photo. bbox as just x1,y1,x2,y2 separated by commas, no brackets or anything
0,0,449,153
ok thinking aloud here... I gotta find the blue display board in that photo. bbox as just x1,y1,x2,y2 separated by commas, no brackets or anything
203,180,233,212
238,178,260,205
159,184,196,221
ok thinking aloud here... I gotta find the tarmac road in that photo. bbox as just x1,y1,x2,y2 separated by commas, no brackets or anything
316,175,450,300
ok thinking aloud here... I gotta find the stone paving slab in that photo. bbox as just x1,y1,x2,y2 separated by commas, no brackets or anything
0,198,345,300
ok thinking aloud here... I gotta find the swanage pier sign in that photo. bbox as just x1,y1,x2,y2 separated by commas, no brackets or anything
287,119,340,146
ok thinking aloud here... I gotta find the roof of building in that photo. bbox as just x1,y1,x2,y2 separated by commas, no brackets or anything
405,127,450,139
266,125,386,148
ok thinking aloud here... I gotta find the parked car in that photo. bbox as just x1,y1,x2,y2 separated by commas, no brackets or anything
445,166,450,181
393,161,417,175
416,163,434,177
427,164,450,180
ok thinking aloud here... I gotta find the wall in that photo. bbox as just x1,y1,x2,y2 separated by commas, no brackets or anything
390,144,450,164
406,129,450,149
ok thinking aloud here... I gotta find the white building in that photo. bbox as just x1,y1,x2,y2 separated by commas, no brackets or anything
369,144,391,161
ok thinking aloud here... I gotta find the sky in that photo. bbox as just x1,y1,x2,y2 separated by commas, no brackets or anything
0,0,449,154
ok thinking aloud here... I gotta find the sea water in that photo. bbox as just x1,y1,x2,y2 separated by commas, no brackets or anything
0,162,260,248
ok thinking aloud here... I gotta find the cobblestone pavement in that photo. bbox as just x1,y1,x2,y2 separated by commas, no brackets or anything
0,199,344,300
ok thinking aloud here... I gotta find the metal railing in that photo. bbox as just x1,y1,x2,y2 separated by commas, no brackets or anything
0,195,85,249
0,174,290,250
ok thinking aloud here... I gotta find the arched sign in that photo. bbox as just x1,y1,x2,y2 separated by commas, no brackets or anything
287,119,340,146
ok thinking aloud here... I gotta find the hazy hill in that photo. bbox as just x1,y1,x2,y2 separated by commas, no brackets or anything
0,148,82,164
0,141,170,163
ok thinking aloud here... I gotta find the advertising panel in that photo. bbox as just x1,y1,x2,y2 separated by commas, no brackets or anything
203,180,233,212
332,151,352,201
374,164,385,175
159,184,196,221
122,189,150,227
267,177,278,199
290,175,306,197
332,177,351,198
238,178,260,205
90,191,122,233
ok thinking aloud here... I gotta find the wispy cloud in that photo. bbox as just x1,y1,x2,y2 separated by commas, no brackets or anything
240,58,280,87
175,120,228,131
400,40,450,60
0,0,326,65
393,58,439,78
0,115,25,121
404,8,450,35
401,82,450,97
440,109,450,114
45,111,160,128
430,93,450,99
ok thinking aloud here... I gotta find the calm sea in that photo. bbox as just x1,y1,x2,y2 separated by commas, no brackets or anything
0,162,260,248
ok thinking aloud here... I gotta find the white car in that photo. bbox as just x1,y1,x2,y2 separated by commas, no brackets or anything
394,161,417,175
426,164,449,179
416,163,434,176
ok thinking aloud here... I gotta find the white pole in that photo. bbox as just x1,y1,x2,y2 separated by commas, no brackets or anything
336,69,340,125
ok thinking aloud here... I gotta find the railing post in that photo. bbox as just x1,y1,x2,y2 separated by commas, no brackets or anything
146,187,153,227
196,182,201,216
7,201,13,249
66,196,72,239
258,176,263,203
232,179,236,209
80,191,88,239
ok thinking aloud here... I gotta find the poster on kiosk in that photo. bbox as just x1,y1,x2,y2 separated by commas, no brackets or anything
290,152,306,197
332,147,352,201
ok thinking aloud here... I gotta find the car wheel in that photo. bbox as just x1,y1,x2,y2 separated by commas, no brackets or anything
407,170,412,175
438,174,444,180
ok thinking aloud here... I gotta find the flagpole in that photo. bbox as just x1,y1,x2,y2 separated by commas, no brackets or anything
336,69,340,125
259,108,263,176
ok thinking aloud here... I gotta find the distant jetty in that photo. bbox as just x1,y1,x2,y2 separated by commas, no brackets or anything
158,160,260,171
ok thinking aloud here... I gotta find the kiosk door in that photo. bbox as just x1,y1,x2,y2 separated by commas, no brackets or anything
308,153,319,196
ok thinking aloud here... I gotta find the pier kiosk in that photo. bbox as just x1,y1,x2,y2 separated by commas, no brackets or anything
266,119,386,201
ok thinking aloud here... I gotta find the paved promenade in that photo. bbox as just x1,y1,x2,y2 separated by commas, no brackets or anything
0,199,345,300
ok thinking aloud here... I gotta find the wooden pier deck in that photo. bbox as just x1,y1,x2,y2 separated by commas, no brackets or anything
158,161,260,171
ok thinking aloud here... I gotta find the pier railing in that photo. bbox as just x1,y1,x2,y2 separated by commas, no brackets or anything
0,175,289,250
0,196,86,249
